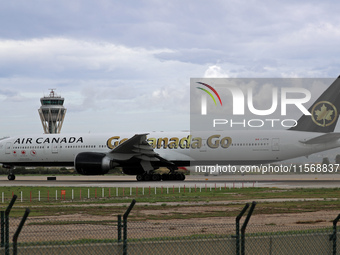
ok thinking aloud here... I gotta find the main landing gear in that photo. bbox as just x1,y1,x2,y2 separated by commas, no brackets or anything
136,173,185,181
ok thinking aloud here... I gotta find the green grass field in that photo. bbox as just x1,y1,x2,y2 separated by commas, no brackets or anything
1,186,340,219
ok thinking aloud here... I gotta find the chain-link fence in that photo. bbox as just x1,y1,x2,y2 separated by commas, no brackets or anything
120,221,339,255
243,224,336,255
2,216,121,254
1,199,340,254
1,215,339,254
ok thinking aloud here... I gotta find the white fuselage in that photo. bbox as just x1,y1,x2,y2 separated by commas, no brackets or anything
0,130,338,167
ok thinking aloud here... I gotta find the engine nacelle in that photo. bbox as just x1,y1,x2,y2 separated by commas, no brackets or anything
75,152,114,175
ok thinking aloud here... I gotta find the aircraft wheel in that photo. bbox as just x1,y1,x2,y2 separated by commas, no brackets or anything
175,174,182,180
136,175,144,181
151,174,161,181
8,174,15,181
144,174,151,181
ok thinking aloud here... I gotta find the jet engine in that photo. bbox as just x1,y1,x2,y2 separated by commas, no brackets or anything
75,152,115,175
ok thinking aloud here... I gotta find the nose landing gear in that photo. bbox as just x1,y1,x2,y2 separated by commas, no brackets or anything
8,173,15,181
3,165,16,181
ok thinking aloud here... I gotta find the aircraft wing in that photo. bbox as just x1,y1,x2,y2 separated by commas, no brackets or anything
299,132,340,144
107,133,175,170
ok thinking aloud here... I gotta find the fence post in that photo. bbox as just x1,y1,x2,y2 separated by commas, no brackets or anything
1,211,4,247
117,215,122,243
13,208,30,255
5,195,17,255
329,213,340,255
240,201,256,255
123,199,136,255
234,203,249,255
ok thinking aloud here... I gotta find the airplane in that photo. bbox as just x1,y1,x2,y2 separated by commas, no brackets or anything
1,76,340,181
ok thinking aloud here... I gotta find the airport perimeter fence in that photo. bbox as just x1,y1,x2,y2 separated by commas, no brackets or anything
1,216,340,254
0,182,258,204
1,199,340,254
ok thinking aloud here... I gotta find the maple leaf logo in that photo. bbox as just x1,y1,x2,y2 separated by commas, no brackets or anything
311,101,338,127
314,104,334,127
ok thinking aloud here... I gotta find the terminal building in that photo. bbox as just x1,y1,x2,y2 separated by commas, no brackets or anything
38,89,67,134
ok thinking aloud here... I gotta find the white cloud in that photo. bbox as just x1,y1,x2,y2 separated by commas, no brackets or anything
204,65,230,78
0,38,176,78
0,37,196,135
1,1,340,136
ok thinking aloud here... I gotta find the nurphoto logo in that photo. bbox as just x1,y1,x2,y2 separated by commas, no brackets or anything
196,82,223,115
193,79,317,129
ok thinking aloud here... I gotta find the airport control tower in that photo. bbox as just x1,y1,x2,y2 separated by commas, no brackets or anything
38,89,67,134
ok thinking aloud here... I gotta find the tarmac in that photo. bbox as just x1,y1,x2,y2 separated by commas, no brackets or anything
0,174,339,188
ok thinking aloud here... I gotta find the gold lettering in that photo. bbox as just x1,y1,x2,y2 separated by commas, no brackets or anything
207,135,220,148
107,136,120,149
119,138,128,145
147,138,157,149
191,137,202,149
157,137,169,149
220,137,232,148
168,137,179,149
105,135,231,151
179,135,191,149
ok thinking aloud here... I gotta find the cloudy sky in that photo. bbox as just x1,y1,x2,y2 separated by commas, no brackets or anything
1,0,340,136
